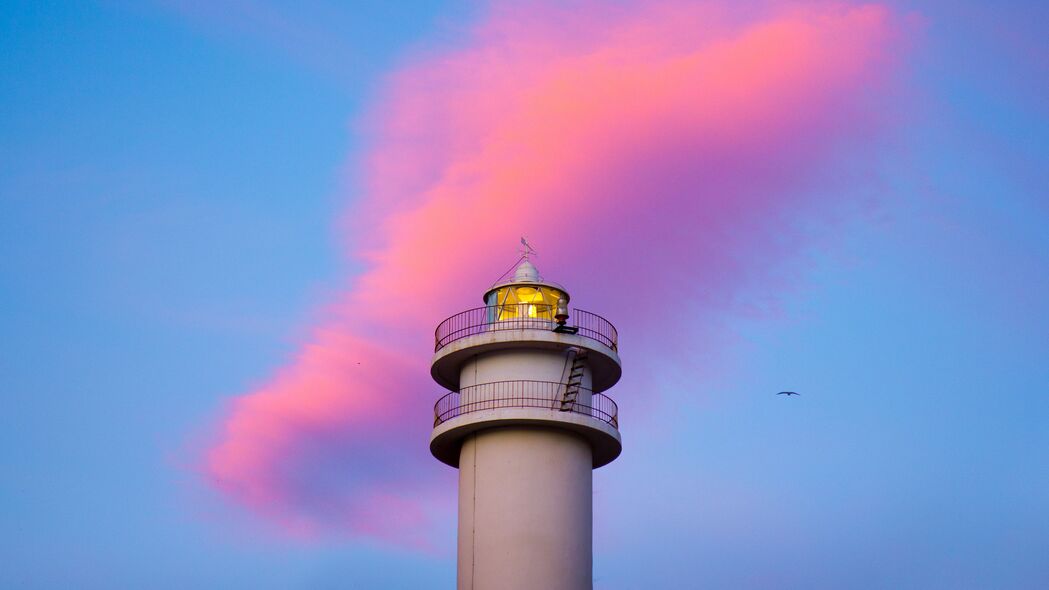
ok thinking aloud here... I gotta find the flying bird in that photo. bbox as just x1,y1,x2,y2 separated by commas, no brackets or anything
777,391,800,396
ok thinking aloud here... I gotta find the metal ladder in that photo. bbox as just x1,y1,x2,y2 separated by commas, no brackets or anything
560,348,587,411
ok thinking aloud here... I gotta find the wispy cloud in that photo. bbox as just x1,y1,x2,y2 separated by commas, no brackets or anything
199,1,909,546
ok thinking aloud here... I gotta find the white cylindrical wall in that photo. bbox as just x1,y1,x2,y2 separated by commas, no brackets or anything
457,427,593,590
458,349,592,389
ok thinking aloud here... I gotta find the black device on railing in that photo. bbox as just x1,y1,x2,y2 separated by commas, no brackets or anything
553,296,579,335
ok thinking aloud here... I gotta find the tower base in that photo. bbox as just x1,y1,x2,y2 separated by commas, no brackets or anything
457,426,593,590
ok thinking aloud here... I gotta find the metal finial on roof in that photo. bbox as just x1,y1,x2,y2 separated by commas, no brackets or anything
485,245,568,302
520,236,537,259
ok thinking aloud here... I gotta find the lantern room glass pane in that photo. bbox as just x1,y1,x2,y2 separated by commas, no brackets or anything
487,285,565,321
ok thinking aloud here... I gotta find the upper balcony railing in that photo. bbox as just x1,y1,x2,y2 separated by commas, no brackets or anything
433,380,618,428
434,304,618,353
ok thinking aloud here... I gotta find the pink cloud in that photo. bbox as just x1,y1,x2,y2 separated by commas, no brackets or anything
201,1,909,545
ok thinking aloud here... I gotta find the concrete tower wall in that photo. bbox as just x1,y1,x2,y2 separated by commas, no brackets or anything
458,349,594,407
457,427,593,590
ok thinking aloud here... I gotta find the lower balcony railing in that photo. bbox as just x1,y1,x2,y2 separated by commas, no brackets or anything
433,380,618,429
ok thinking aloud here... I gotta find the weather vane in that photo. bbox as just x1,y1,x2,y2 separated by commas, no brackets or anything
520,236,537,259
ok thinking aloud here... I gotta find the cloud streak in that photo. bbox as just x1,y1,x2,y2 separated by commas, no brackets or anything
200,1,909,545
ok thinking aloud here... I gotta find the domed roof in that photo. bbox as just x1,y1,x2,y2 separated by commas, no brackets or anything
513,259,540,282
483,257,569,303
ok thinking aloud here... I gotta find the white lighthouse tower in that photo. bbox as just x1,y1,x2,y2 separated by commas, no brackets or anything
430,256,622,590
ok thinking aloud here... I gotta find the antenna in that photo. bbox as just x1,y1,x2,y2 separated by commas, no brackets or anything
492,239,539,286
520,236,537,259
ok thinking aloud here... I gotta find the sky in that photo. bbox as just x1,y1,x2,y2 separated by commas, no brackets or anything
1,1,1047,588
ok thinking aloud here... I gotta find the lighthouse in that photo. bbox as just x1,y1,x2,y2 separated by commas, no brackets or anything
430,257,622,590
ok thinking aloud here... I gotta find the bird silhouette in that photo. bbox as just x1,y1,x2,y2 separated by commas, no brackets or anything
777,391,800,396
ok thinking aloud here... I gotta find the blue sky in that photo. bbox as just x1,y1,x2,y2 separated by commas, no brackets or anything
1,1,1047,588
